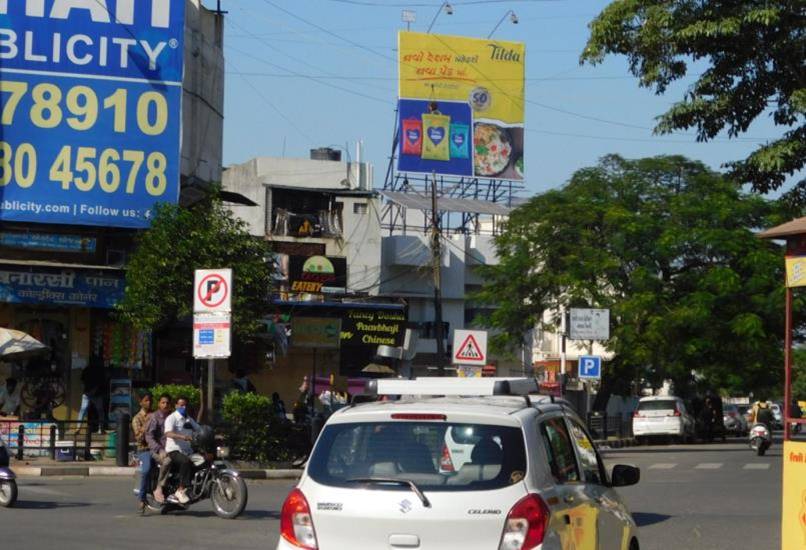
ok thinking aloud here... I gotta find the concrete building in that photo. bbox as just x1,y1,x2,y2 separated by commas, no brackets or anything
378,186,523,376
221,150,408,405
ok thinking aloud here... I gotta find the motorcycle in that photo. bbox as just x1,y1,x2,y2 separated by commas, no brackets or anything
0,438,17,507
749,423,772,456
135,426,247,518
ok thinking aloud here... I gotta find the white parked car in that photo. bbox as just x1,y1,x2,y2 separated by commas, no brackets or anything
632,396,695,444
277,377,641,550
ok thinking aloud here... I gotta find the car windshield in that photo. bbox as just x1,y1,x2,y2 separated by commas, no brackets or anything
724,405,737,413
637,400,678,411
308,421,527,492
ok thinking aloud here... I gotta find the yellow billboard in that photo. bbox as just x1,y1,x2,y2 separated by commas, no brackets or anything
397,31,525,180
781,440,806,548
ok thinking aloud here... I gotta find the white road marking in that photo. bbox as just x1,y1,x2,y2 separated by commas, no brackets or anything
649,463,678,470
694,463,723,469
743,463,771,470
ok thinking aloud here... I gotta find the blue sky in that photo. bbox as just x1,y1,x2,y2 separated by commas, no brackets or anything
220,0,783,196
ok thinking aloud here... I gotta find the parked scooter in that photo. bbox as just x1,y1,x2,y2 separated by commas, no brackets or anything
749,423,772,456
0,438,17,507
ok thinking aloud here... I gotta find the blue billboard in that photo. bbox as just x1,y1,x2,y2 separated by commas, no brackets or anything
0,0,185,228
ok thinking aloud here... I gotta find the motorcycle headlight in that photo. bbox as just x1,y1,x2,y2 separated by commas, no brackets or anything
216,446,230,459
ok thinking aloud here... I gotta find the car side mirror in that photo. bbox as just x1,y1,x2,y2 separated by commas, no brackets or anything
611,464,640,487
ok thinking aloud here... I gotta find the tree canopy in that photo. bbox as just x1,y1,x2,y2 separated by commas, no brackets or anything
117,197,273,338
582,1,805,201
478,155,798,397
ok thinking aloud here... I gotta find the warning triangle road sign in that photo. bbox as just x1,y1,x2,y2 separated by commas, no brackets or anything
456,335,482,360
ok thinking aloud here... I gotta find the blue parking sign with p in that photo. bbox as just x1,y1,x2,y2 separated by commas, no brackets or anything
578,355,602,380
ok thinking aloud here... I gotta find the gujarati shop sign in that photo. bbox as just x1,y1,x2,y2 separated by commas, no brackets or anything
0,0,185,228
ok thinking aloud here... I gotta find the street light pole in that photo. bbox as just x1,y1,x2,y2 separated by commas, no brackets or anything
488,10,518,38
427,2,453,33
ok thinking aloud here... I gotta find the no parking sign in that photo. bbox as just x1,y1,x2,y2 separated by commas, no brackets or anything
193,268,231,359
194,269,232,313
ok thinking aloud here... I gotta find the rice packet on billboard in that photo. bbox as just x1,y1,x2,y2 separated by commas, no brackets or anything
401,119,423,156
421,114,451,161
450,123,470,159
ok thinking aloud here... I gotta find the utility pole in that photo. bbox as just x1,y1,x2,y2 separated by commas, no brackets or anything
430,172,446,375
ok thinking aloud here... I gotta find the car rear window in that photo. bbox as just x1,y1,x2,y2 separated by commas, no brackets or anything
637,400,678,411
308,421,527,492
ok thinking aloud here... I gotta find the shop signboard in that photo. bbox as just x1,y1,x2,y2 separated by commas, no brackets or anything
340,308,406,348
785,256,806,288
288,255,347,294
0,232,96,253
0,266,124,308
397,31,525,180
0,0,185,228
569,308,610,341
193,312,231,359
292,317,341,349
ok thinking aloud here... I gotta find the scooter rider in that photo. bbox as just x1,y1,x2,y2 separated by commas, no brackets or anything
145,393,173,504
163,396,200,505
751,399,774,428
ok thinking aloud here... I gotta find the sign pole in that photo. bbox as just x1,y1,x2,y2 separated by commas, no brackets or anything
207,358,215,418
784,286,792,441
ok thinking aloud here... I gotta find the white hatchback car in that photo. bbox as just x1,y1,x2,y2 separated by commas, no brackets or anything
277,378,641,550
632,396,695,443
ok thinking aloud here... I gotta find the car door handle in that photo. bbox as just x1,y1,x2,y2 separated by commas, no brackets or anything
563,495,575,504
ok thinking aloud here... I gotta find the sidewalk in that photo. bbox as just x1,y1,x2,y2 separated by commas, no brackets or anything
11,457,303,480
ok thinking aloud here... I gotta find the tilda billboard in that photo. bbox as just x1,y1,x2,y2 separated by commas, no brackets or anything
397,31,525,180
0,0,185,228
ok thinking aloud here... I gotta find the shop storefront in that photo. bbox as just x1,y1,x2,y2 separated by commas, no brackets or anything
0,262,151,423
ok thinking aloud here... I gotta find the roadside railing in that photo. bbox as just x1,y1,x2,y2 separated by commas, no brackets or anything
587,412,633,441
0,419,131,462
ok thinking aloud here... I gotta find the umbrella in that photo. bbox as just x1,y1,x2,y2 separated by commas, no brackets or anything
0,328,48,360
362,363,396,375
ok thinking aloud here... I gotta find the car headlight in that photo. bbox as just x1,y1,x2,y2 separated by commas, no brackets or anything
216,446,230,459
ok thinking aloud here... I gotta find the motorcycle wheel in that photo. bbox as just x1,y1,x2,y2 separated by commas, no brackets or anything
211,473,247,519
0,480,18,507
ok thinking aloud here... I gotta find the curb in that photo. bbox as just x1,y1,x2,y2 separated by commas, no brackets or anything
595,438,638,450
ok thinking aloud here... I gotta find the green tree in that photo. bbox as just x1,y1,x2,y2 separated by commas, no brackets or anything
581,1,805,200
478,155,795,399
117,196,272,338
793,349,806,402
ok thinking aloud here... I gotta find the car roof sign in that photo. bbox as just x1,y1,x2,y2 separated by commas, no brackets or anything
364,377,539,397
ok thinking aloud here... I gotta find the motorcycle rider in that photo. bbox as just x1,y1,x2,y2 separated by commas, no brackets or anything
131,391,153,514
163,396,200,505
145,393,173,504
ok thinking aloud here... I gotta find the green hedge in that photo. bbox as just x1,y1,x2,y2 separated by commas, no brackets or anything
148,384,201,409
221,392,297,462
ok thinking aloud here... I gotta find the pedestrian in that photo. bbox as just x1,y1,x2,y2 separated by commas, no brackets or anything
231,370,256,394
272,392,287,421
0,377,20,417
131,391,153,514
76,356,106,433
700,397,715,443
